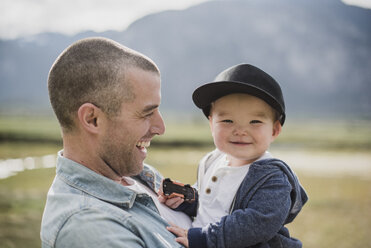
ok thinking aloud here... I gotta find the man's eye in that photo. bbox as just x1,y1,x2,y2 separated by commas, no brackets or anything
250,120,262,124
144,112,154,118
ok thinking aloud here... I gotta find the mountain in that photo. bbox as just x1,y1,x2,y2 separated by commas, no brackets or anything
1,0,370,119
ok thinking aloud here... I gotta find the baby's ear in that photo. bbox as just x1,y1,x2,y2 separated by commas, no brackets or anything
208,115,212,123
208,115,214,132
272,120,282,139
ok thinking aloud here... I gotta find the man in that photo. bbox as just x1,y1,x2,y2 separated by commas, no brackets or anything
41,37,184,247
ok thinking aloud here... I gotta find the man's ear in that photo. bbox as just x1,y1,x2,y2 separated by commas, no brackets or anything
271,120,282,141
77,103,102,134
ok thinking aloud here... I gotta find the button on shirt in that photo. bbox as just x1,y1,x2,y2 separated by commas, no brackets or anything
192,151,272,228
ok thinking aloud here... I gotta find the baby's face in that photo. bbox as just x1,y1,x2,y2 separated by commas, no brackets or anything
208,93,281,167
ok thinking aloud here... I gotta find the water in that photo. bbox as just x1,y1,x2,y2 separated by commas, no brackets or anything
0,154,56,179
1,150,371,180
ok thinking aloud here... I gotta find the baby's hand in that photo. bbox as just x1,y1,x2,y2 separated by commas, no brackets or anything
158,194,184,209
167,222,189,248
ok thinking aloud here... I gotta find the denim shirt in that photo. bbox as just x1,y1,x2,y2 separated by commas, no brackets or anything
41,151,183,248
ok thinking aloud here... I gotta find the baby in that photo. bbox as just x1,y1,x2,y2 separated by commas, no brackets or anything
160,64,308,248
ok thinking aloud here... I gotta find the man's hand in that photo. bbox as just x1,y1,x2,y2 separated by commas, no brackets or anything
167,223,189,248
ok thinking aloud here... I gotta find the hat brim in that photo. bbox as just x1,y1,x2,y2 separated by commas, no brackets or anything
192,81,286,124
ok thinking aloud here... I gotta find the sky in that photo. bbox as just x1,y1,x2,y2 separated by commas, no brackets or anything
0,0,370,40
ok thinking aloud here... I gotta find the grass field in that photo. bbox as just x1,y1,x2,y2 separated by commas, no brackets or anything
1,116,371,153
0,147,370,248
0,116,371,247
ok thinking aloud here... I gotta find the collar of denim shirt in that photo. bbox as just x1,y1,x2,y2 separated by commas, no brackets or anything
56,150,137,208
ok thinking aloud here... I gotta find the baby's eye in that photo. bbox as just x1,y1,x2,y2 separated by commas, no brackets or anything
250,120,262,124
221,119,233,123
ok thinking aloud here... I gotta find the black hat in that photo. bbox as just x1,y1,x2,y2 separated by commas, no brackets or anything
192,64,286,125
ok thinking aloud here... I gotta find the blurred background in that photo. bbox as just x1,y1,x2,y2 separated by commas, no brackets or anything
0,0,370,247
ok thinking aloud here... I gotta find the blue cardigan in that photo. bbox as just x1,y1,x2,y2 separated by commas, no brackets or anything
135,150,308,248
176,150,308,248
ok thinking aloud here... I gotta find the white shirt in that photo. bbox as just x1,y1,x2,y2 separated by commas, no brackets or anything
192,151,272,227
124,177,192,229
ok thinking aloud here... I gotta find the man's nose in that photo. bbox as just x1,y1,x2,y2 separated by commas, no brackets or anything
151,111,165,135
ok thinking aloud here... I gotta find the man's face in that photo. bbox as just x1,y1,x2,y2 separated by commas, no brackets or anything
99,67,165,177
